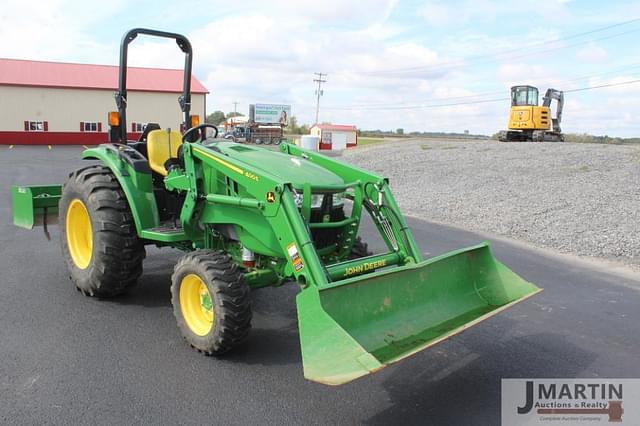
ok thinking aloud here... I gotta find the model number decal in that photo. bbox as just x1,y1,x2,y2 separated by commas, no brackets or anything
244,171,259,182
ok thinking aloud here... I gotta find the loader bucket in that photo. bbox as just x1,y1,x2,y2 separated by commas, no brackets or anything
296,243,541,385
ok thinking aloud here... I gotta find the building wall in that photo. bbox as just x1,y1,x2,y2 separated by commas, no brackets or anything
345,131,357,145
310,126,322,138
311,126,357,150
0,85,206,144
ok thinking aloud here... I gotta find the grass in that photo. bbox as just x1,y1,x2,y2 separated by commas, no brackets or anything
421,143,465,151
357,137,386,146
567,165,591,173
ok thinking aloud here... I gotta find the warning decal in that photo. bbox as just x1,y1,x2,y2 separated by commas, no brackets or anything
287,242,304,272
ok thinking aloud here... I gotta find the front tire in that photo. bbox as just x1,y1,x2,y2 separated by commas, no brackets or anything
171,250,252,355
59,165,145,297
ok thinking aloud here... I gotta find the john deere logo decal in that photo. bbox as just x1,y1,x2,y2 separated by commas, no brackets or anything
266,192,276,203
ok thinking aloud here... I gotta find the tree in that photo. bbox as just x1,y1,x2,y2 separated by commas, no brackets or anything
396,128,404,135
284,116,311,135
206,110,225,125
226,112,243,119
286,116,299,134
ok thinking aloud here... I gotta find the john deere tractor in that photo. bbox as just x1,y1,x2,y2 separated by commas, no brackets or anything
11,28,541,385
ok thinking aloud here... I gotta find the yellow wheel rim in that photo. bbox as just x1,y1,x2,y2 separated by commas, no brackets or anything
66,199,93,269
180,274,214,336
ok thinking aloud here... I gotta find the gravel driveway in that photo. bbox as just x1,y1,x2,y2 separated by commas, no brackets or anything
342,139,640,268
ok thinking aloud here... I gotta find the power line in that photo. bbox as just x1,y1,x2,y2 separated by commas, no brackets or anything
321,62,640,110
336,18,640,77
564,78,640,93
313,72,327,124
322,79,640,111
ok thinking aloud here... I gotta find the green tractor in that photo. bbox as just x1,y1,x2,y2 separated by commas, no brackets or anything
11,28,541,385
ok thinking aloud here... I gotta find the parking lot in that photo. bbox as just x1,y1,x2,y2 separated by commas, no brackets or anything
2,145,640,425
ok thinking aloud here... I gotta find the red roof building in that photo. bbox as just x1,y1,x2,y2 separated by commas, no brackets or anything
310,123,358,150
0,58,208,145
311,124,357,132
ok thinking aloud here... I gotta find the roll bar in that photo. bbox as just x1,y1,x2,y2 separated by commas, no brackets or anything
111,28,193,143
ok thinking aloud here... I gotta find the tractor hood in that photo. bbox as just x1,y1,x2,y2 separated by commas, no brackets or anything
203,142,345,187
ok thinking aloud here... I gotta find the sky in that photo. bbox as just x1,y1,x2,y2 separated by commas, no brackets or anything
1,0,640,136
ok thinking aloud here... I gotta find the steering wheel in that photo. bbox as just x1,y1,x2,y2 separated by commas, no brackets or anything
182,123,218,143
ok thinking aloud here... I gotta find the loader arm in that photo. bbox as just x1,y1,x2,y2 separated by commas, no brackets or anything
542,88,564,133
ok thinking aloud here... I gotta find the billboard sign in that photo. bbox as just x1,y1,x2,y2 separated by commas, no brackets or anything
254,104,291,126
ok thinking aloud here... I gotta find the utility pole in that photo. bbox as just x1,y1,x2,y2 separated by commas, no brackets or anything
313,72,327,124
232,101,238,115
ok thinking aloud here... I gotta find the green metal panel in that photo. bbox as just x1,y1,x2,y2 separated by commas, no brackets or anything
11,185,62,229
297,243,542,385
210,142,345,187
280,143,383,185
82,147,159,233
139,229,189,242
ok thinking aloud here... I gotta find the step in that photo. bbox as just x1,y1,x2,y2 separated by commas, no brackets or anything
140,224,189,242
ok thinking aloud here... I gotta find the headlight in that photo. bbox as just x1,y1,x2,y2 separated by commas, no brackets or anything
293,191,345,209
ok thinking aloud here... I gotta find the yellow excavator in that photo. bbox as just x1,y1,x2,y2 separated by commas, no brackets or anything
499,85,564,142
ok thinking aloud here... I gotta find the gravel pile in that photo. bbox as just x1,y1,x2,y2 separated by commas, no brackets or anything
342,139,640,267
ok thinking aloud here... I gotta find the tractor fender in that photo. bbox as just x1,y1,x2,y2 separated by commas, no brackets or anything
82,146,160,233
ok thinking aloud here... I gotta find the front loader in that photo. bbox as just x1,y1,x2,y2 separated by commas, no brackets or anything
11,28,541,385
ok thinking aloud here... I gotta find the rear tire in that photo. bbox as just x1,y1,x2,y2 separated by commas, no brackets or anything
171,250,252,355
59,165,145,297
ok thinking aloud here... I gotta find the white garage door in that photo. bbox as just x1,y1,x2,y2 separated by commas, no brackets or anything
332,132,347,150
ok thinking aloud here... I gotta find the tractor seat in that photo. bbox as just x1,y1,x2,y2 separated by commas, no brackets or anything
147,129,183,176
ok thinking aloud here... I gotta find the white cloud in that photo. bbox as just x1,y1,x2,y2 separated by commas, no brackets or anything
418,1,454,27
575,43,609,63
0,0,124,62
0,0,638,136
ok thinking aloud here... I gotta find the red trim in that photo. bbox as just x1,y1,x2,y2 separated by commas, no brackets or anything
43,121,48,131
0,58,209,94
0,83,208,94
98,122,102,132
80,121,85,132
24,121,28,131
319,130,331,150
312,124,357,132
0,131,141,145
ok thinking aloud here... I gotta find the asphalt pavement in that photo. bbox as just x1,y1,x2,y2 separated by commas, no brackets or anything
1,145,639,425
